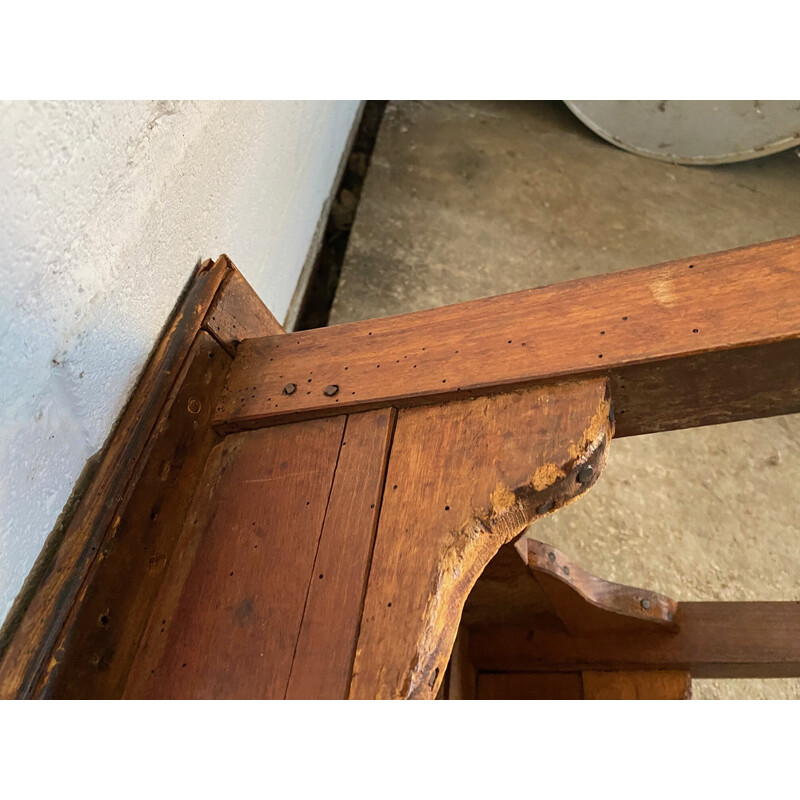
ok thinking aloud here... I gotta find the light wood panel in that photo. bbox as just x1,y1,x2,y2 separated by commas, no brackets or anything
286,409,396,699
582,671,691,700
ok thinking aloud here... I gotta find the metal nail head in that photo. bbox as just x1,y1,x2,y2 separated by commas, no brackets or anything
323,384,339,397
283,383,297,395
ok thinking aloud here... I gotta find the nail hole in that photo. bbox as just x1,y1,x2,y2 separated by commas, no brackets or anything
692,328,699,333
444,505,450,511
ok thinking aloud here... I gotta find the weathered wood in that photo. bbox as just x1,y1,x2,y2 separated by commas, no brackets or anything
41,333,231,698
286,409,396,699
350,379,613,699
476,672,584,700
203,265,283,354
214,237,800,436
524,538,679,635
468,602,800,678
582,671,692,700
0,256,231,700
123,416,346,699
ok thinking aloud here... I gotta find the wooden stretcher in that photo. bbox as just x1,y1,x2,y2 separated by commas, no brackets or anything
3,236,800,699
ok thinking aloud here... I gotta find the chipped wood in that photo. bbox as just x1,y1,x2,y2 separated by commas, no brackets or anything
349,378,613,699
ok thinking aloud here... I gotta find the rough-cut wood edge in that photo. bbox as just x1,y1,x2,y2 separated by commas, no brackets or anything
214,235,800,436
0,255,241,699
523,538,679,634
350,380,615,699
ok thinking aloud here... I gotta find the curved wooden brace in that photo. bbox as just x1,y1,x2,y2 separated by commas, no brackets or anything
522,538,679,635
349,378,614,699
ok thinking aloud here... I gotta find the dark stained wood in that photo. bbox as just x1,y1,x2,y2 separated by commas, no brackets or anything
524,538,679,635
0,255,231,700
213,237,800,436
41,333,231,698
582,671,692,700
468,602,800,678
462,541,563,629
203,265,283,354
477,672,584,700
350,379,613,699
286,409,396,699
446,627,477,700
123,416,346,699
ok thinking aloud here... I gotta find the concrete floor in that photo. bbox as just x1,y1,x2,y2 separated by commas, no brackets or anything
330,101,800,699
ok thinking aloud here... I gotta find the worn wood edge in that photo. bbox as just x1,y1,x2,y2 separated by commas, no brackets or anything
359,380,615,699
0,256,232,699
523,538,679,631
202,259,284,356
37,333,232,699
213,235,800,433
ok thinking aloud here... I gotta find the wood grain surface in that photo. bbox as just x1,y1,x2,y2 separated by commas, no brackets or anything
124,416,346,698
582,670,691,700
469,602,800,678
476,672,584,700
0,256,230,699
524,538,679,635
286,409,396,699
203,265,284,354
350,378,613,699
214,237,800,436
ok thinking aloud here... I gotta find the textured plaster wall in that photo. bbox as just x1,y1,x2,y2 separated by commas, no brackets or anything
0,100,360,622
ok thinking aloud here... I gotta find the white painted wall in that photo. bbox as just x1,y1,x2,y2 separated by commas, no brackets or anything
0,100,360,623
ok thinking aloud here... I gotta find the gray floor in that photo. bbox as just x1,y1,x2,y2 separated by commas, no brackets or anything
330,101,800,699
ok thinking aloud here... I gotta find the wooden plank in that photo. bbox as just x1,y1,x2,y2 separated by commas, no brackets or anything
468,602,800,678
582,671,692,700
41,333,231,698
349,379,613,699
477,672,584,700
214,236,800,435
524,538,678,635
123,416,346,699
285,409,396,699
203,265,283,354
0,255,231,699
